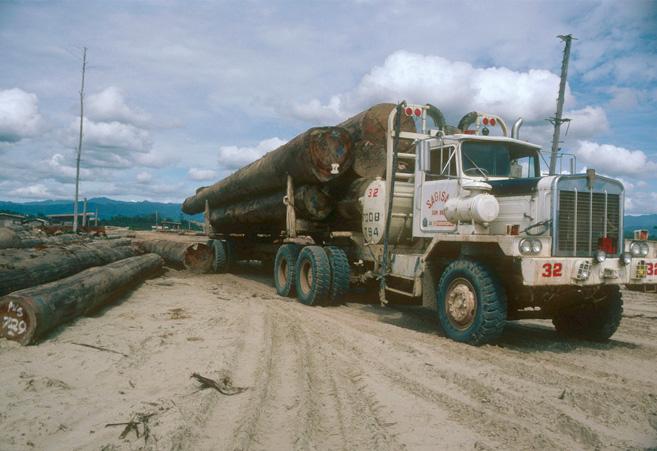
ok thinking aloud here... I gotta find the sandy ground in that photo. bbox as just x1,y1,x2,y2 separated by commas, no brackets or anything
1,259,657,450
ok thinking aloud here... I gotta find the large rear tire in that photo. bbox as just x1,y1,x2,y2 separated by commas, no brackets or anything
436,259,507,345
324,246,350,305
274,244,301,297
295,246,331,306
552,286,623,341
211,240,229,273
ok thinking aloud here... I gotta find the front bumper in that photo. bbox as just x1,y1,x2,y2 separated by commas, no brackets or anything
520,257,630,286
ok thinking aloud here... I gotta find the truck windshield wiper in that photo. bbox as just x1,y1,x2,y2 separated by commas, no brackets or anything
463,153,489,180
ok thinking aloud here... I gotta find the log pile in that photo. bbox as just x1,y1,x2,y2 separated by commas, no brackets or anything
0,239,140,296
182,103,419,234
0,253,164,345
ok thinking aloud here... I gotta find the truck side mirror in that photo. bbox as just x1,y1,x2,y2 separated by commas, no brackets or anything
417,141,430,172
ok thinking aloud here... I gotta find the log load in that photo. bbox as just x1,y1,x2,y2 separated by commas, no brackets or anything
0,242,139,297
0,253,164,345
135,240,213,272
209,185,333,232
182,127,353,214
337,103,416,178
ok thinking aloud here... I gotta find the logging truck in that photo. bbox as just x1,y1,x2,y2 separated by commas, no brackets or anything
184,102,636,345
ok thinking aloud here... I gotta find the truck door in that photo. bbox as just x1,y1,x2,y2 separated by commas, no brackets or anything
416,144,459,234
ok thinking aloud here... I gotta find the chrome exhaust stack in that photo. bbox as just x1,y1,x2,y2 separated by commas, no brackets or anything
511,117,523,139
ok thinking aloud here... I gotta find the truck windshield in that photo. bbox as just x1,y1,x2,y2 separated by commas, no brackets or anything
461,141,539,178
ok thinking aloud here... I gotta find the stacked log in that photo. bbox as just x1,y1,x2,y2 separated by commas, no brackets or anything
182,127,353,215
0,241,139,296
337,103,416,178
135,240,213,273
185,103,423,234
0,253,164,345
208,185,333,232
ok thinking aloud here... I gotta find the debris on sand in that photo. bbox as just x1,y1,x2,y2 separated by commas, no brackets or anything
191,372,248,396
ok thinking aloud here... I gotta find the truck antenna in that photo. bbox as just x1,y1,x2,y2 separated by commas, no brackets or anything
548,35,574,175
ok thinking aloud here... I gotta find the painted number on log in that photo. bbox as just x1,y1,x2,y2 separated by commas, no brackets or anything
367,188,379,198
1,301,27,338
542,262,563,278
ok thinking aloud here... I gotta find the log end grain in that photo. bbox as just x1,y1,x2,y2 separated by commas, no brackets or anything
183,243,214,273
0,296,38,345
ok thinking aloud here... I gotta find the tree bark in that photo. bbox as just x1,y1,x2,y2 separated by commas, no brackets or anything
134,240,213,273
182,127,353,214
0,242,139,296
0,253,163,345
0,227,90,250
208,185,333,233
337,103,416,178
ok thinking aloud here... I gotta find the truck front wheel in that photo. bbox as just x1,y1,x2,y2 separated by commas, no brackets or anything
436,259,507,345
274,244,301,297
211,240,229,273
552,286,623,341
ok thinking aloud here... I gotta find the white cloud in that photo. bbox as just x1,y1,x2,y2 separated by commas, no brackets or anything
47,153,93,181
0,88,42,143
575,141,657,177
86,86,150,126
291,51,570,124
136,171,152,183
562,106,609,140
9,184,50,198
218,137,286,170
80,119,152,153
187,168,217,181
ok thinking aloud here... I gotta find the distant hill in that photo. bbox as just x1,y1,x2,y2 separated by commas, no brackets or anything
0,197,202,221
624,214,657,231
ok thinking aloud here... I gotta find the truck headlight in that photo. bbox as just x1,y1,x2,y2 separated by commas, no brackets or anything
620,253,631,266
640,242,649,257
519,239,532,254
630,241,643,257
519,238,542,255
594,250,606,264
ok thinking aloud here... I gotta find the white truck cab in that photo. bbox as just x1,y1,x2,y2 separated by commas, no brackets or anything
359,102,629,344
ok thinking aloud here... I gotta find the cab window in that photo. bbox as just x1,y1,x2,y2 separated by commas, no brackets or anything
461,141,539,178
426,146,457,181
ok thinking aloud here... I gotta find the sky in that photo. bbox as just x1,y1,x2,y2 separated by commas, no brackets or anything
0,0,656,213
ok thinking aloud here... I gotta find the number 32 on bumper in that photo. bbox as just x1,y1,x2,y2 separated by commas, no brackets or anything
542,262,563,277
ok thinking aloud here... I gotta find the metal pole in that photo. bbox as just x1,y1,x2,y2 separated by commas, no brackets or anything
82,197,88,228
549,35,573,175
73,47,87,232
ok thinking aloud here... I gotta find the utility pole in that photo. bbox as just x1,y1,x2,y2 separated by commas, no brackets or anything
548,35,574,175
73,47,87,233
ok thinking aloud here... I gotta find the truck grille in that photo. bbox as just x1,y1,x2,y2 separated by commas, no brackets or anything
557,190,620,256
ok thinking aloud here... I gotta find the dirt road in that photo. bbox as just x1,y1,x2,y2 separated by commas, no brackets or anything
1,264,656,450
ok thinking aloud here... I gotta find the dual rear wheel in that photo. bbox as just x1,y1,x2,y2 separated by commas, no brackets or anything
273,244,350,306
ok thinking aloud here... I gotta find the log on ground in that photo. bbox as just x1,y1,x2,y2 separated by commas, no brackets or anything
208,185,334,232
182,127,353,214
134,240,213,273
0,227,89,250
0,242,140,297
0,253,164,345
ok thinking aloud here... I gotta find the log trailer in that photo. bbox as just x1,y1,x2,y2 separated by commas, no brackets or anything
184,102,635,345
